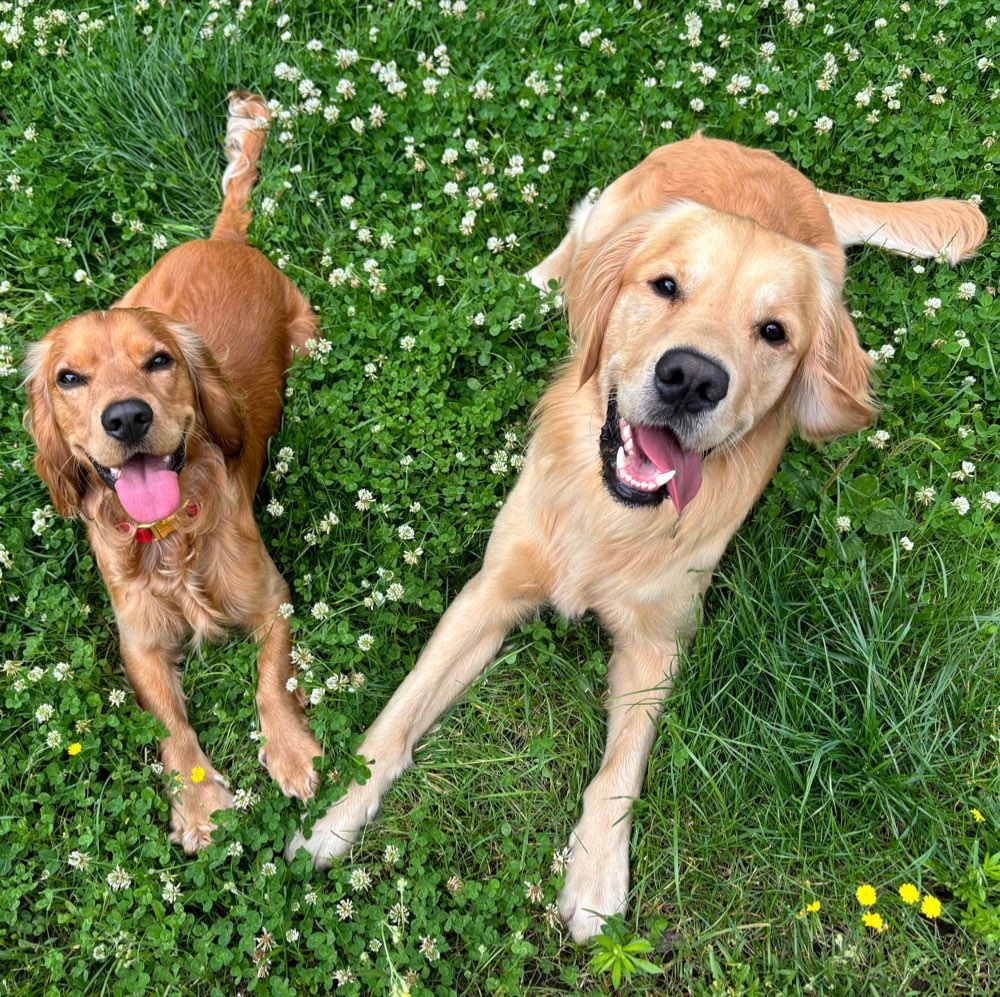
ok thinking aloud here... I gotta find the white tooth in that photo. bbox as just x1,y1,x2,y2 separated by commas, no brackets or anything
655,470,676,487
616,446,626,469
622,423,632,440
624,439,634,454
163,455,172,464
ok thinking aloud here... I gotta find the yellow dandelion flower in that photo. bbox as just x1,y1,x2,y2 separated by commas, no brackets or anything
862,911,885,931
855,884,877,907
898,883,919,905
920,894,942,919
67,742,82,756
807,901,821,913
190,767,206,784
971,808,985,823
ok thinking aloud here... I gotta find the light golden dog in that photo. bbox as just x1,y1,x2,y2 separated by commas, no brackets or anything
25,94,321,852
288,136,986,939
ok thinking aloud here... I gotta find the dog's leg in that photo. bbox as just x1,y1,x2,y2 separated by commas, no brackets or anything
247,551,321,801
558,636,679,942
823,191,987,264
286,553,541,866
527,196,596,291
527,229,576,291
119,629,234,853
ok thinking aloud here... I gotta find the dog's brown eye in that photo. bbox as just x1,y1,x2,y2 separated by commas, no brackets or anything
56,370,85,387
760,321,786,344
146,352,174,371
651,276,678,299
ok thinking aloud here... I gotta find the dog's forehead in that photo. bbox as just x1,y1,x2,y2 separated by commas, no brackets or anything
49,311,172,370
630,205,822,291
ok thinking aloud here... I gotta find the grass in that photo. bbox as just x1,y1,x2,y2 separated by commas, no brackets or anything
1,0,998,994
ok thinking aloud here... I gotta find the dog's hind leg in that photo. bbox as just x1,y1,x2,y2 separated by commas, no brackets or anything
286,543,545,867
823,191,987,265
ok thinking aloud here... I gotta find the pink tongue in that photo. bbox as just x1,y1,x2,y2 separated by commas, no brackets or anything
114,454,181,523
635,426,704,516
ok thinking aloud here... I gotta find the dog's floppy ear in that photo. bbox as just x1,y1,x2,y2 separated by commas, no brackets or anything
168,321,245,459
792,287,876,442
562,213,657,385
23,341,87,516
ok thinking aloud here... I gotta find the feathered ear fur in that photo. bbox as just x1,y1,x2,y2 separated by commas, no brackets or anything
562,213,660,385
23,341,88,516
791,279,876,442
168,322,245,459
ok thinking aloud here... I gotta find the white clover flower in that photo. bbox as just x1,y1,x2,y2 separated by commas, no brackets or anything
107,866,132,891
814,115,834,133
35,703,54,724
957,281,976,300
764,110,780,126
924,297,942,316
285,676,298,692
835,515,852,534
266,499,284,517
868,429,890,450
109,688,127,707
357,633,375,652
233,789,258,812
260,862,277,877
980,491,1000,509
470,79,494,100
690,97,705,111
350,868,372,892
899,536,914,551
951,496,970,516
311,602,330,621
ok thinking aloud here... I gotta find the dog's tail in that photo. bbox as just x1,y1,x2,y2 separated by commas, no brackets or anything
210,91,271,243
824,192,987,265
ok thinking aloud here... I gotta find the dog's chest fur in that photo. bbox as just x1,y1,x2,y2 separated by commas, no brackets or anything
93,520,259,649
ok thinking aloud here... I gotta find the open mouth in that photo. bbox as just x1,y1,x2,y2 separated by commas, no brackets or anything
599,397,704,515
89,440,186,523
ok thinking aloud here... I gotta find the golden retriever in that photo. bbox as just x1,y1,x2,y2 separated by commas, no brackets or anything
25,93,321,852
287,135,986,939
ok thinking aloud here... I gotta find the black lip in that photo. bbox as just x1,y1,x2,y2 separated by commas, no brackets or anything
87,440,186,491
598,396,667,508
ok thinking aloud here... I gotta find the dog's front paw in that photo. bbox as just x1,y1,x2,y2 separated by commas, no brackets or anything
258,723,321,801
285,780,382,868
169,770,234,854
557,826,630,943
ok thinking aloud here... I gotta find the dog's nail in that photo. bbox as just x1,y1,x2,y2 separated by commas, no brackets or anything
655,470,676,487
616,447,625,469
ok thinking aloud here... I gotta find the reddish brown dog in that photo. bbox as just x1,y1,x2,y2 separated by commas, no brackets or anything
25,94,320,851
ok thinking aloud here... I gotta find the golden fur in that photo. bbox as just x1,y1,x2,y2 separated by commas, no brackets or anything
288,136,986,939
25,94,320,852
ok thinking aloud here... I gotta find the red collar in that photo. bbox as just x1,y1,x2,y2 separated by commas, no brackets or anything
118,503,199,543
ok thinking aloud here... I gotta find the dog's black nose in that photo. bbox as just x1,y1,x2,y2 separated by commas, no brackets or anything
101,398,154,443
654,349,730,414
